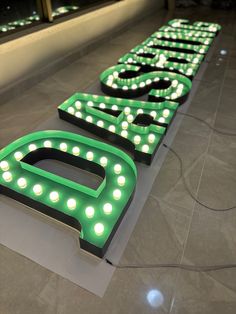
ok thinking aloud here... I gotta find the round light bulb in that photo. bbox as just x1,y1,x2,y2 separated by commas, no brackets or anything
114,164,122,174
29,144,37,151
14,151,23,161
86,116,93,123
60,143,67,152
112,105,118,111
158,117,165,123
134,135,141,145
86,151,94,161
85,206,94,218
94,223,104,236
124,107,131,115
163,109,170,118
87,101,94,107
150,111,157,119
68,107,75,115
148,134,156,143
75,101,82,109
137,109,143,115
33,184,42,196
108,125,116,133
117,176,126,186
0,161,9,171
67,198,76,210
72,146,80,156
75,111,82,118
17,177,27,189
2,171,12,182
97,120,104,128
142,144,149,153
113,189,121,200
44,140,52,148
103,203,112,215
99,103,106,109
172,79,178,87
121,121,128,130
50,191,59,202
121,130,128,138
127,114,134,123
100,157,108,167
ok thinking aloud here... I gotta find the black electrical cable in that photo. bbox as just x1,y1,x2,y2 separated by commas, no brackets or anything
177,111,236,136
104,112,236,271
163,143,236,212
105,259,236,272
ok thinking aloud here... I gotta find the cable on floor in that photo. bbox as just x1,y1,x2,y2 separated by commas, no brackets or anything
177,111,236,136
163,143,236,212
105,259,236,272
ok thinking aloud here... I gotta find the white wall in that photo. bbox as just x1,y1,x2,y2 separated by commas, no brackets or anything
0,0,164,93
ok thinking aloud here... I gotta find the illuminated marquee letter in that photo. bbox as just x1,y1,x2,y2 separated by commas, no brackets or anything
142,35,210,55
168,19,221,34
118,46,204,79
58,93,178,164
0,130,137,257
159,25,216,39
100,64,192,103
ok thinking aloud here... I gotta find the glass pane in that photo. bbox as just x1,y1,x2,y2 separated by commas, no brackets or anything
0,0,40,35
51,0,110,18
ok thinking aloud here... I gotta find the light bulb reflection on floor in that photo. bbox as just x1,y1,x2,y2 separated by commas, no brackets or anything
146,289,164,308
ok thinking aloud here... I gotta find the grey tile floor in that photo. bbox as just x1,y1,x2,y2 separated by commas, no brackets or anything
1,5,236,314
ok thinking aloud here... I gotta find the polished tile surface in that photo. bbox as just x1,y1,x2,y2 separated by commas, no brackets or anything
1,5,236,314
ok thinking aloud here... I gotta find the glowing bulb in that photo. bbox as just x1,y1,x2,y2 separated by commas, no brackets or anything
67,198,76,210
112,105,118,111
148,134,155,143
86,151,94,161
94,223,104,236
109,125,116,133
127,114,134,123
14,151,23,161
60,142,67,152
124,107,131,115
33,184,42,195
0,161,9,171
68,107,75,115
100,157,108,167
117,176,126,186
114,164,122,174
85,206,94,218
2,171,12,182
158,117,165,123
142,144,149,153
171,92,178,99
86,116,93,123
50,191,59,202
99,103,106,109
97,120,104,128
72,146,80,156
121,130,128,138
137,109,143,114
132,84,138,90
150,111,157,119
87,101,94,107
163,109,170,118
44,140,52,148
113,189,121,200
17,177,27,189
103,203,112,215
172,80,178,87
29,144,37,151
75,111,82,118
121,121,128,129
75,101,82,109
134,135,141,145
